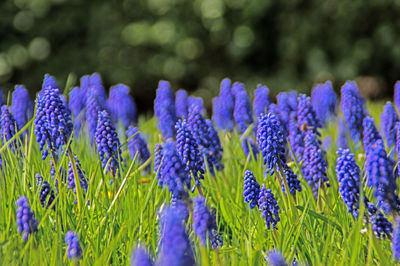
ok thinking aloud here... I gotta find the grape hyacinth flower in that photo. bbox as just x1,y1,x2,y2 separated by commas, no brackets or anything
381,102,399,148
277,91,298,126
335,149,361,218
232,82,245,96
268,104,288,139
65,231,82,260
193,196,222,249
127,126,151,172
367,202,392,239
297,94,321,134
157,141,191,199
1,105,18,148
258,184,280,229
188,96,205,115
393,217,400,261
131,247,154,266
256,113,286,175
281,163,302,195
176,119,204,190
243,170,261,209
302,129,329,196
11,85,34,130
95,110,122,175
288,117,304,161
363,116,382,154
154,143,163,179
175,89,188,119
16,196,38,241
89,72,107,103
234,90,253,133
34,74,73,160
86,89,101,142
36,174,55,209
154,80,177,139
158,207,195,266
107,84,137,127
188,107,223,175
68,86,85,136
0,87,4,106
395,81,400,111
311,81,337,126
340,81,366,143
253,84,271,119
337,116,348,149
266,250,288,266
365,140,400,214
67,155,88,193
212,78,235,131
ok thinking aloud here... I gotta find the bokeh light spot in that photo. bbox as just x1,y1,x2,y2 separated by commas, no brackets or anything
233,26,254,48
28,37,51,61
13,10,34,32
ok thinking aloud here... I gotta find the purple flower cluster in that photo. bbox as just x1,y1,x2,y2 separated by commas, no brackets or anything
154,143,163,179
253,84,271,118
243,170,260,209
11,85,34,130
335,149,360,217
131,247,154,266
154,80,177,139
367,202,392,239
107,84,137,127
34,74,73,160
395,81,400,111
311,81,337,126
266,250,288,266
212,78,235,131
340,81,366,143
281,163,302,195
193,196,222,249
288,118,304,161
363,116,382,154
381,102,399,147
393,217,400,261
297,94,320,133
65,231,82,259
127,126,151,171
175,89,188,119
95,110,121,174
234,90,253,133
258,184,280,229
1,105,18,148
16,196,38,241
277,91,298,126
36,174,55,209
67,155,88,193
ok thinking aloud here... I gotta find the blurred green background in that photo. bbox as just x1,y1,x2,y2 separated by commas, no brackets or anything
1,0,400,111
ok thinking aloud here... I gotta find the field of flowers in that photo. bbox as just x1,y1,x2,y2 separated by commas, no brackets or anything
0,73,399,265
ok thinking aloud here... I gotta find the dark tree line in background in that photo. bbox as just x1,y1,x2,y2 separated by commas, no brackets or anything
1,0,399,111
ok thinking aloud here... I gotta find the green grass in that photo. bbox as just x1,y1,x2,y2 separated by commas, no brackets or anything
0,102,398,265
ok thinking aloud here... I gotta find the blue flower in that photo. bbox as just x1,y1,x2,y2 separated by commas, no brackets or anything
392,217,400,261
176,119,204,190
266,250,288,266
65,231,82,259
95,110,122,175
363,116,382,154
297,94,320,134
107,84,137,127
335,149,361,218
241,137,259,159
1,105,18,148
302,129,329,196
366,201,392,239
154,143,163,179
67,155,88,194
131,247,154,266
311,81,337,126
253,84,271,119
234,90,253,133
258,185,280,229
193,196,222,249
36,174,55,209
175,89,188,119
277,91,298,126
0,87,4,106
288,117,303,161
11,85,34,130
281,163,302,195
268,104,288,139
395,81,400,111
365,140,400,214
212,78,235,131
127,126,151,172
158,207,195,266
188,107,223,175
232,82,245,96
256,113,286,175
340,81,366,143
154,80,177,139
68,86,85,136
34,74,73,160
188,96,206,115
381,102,399,147
16,196,38,241
243,170,261,209
158,141,190,198
337,116,348,148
